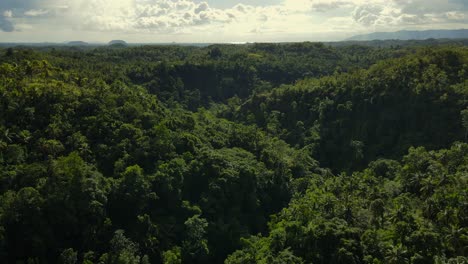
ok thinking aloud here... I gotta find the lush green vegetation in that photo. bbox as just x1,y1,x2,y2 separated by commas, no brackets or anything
0,41,467,264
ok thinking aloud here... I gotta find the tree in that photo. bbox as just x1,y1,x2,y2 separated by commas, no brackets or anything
1,187,46,262
182,215,209,263
208,47,222,59
5,48,13,57
99,230,149,264
109,165,155,228
162,247,182,264
462,108,468,141
59,248,77,264
385,244,408,264
370,198,385,228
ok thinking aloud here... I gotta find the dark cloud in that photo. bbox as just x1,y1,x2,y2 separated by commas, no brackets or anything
312,1,350,12
0,0,42,10
195,2,209,14
0,16,14,32
449,0,468,8
0,0,47,32
0,0,59,32
397,0,467,14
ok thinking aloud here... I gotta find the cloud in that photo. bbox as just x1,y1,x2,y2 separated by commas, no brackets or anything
395,0,468,15
281,0,354,12
0,0,65,32
445,11,465,21
66,0,279,34
0,10,14,32
0,0,467,41
311,1,353,12
3,10,13,18
24,9,49,16
350,0,468,29
0,0,59,12
131,0,235,33
352,4,385,26
194,2,209,14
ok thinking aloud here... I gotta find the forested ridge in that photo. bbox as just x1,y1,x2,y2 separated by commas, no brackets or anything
0,41,467,264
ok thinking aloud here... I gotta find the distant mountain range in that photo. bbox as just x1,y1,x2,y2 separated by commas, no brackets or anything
347,29,468,41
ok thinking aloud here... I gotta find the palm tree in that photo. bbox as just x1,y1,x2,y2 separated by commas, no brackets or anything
370,198,385,228
385,244,409,264
462,109,468,142
17,130,32,144
420,176,436,198
2,128,14,143
39,60,53,79
444,225,467,256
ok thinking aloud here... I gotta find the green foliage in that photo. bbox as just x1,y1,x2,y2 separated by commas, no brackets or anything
0,41,466,263
236,48,468,172
462,108,468,141
228,142,468,263
59,248,78,264
182,215,209,263
162,247,182,264
99,230,149,264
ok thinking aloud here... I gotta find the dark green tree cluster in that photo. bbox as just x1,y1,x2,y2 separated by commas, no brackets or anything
0,57,317,263
227,143,468,264
234,48,468,172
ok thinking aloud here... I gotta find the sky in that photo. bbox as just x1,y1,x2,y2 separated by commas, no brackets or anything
0,0,467,43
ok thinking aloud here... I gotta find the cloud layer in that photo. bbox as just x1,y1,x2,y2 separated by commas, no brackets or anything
0,9,15,32
0,0,467,41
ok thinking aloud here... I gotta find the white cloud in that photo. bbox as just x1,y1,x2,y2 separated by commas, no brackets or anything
0,0,466,40
24,9,49,16
3,10,13,18
349,0,468,30
445,11,465,21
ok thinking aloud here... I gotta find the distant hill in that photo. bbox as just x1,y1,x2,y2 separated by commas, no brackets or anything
67,41,89,46
347,29,468,41
108,40,128,46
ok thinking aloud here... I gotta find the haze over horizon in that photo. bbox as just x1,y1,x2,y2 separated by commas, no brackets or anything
0,0,467,43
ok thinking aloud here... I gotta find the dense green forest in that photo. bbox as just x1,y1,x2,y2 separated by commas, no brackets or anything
0,41,467,264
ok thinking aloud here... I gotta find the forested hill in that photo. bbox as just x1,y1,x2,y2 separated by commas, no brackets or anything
0,41,467,264
235,48,468,172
